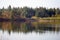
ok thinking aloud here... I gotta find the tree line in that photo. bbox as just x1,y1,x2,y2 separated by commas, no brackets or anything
0,5,60,19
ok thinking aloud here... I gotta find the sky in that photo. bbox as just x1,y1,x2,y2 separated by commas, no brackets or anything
0,0,60,8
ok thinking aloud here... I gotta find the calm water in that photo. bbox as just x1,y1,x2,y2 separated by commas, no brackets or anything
0,22,60,40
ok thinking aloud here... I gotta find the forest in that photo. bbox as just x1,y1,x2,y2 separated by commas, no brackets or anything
0,5,60,21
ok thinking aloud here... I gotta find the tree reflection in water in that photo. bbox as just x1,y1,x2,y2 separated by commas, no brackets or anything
0,22,60,34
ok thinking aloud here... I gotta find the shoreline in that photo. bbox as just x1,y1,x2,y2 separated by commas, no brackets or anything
0,17,60,22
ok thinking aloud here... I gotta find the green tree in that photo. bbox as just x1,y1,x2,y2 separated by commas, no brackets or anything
8,5,11,11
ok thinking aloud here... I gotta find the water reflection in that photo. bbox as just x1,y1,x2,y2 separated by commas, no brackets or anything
0,22,60,34
0,22,60,40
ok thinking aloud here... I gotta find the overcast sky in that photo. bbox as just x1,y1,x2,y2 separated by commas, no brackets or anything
0,0,60,8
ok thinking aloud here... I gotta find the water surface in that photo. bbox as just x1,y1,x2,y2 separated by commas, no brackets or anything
0,22,60,40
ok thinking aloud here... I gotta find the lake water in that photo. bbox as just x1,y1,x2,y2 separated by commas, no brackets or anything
0,22,60,40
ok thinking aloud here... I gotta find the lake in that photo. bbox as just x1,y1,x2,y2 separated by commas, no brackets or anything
0,22,60,40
